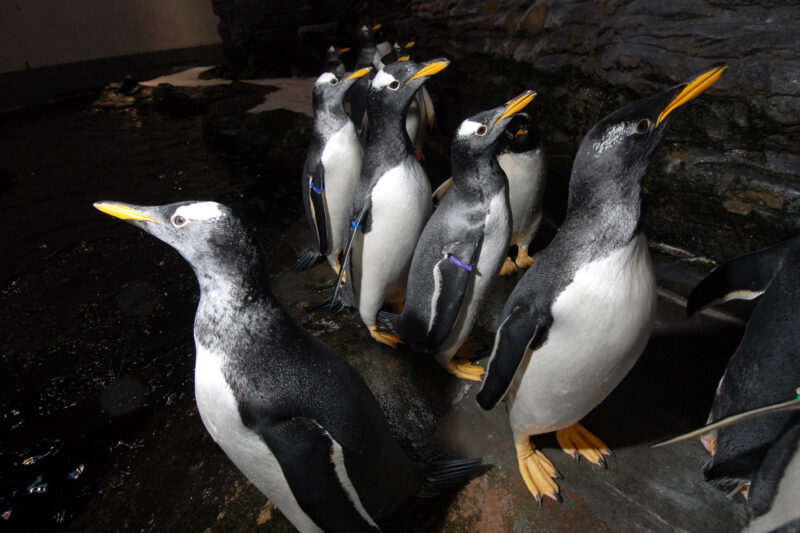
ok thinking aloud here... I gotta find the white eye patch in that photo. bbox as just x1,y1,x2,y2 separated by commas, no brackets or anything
315,72,337,86
173,202,223,222
592,122,627,155
457,119,484,137
371,69,397,90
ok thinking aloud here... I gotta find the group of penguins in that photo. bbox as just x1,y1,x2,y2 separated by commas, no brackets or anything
93,24,799,533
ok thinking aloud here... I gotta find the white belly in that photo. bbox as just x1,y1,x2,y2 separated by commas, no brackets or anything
437,191,510,364
508,234,656,436
194,343,323,533
498,146,545,245
321,122,363,268
352,158,432,326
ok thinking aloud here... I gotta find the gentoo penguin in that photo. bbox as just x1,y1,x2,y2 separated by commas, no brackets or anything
322,46,351,76
376,91,536,381
94,200,483,532
496,113,547,276
331,58,449,347
475,64,727,503
294,67,372,273
432,113,546,267
350,25,384,137
681,235,800,530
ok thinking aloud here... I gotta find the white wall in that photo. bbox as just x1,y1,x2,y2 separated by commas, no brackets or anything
0,0,221,73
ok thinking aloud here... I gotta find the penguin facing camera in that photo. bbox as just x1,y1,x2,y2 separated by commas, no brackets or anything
328,57,450,348
375,90,537,382
295,67,372,274
94,200,485,533
475,65,727,504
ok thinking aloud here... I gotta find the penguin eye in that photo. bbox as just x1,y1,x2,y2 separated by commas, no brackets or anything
388,80,400,90
329,77,338,85
171,215,187,227
476,125,488,136
635,119,651,134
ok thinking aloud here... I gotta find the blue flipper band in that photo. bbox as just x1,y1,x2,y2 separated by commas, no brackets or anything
449,255,473,271
312,184,324,194
351,219,362,229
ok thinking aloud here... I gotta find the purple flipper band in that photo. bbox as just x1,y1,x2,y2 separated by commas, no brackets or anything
449,255,473,271
312,184,324,194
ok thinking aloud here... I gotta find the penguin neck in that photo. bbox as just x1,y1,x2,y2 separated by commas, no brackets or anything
562,165,644,248
314,99,351,139
366,99,412,154
451,147,505,199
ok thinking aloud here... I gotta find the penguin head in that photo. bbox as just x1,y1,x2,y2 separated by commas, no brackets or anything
313,68,372,109
357,25,375,46
93,201,260,278
368,58,449,115
576,64,726,183
452,90,537,160
497,112,541,155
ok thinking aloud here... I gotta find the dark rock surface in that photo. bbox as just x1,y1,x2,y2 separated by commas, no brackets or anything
212,0,800,263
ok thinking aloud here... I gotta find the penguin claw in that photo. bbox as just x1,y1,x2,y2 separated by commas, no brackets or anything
448,359,485,382
369,326,402,349
499,257,518,277
555,423,613,469
516,441,563,505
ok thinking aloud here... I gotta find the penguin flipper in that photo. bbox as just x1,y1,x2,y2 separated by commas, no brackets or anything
305,161,329,256
687,238,797,317
425,236,484,348
431,177,453,206
332,202,371,307
477,306,552,410
249,415,381,532
420,85,436,129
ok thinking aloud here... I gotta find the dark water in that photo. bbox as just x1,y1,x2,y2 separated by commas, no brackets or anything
0,94,303,529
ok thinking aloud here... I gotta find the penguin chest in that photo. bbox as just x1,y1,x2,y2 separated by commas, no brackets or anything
353,158,432,321
437,192,511,362
497,147,545,242
193,343,323,533
509,234,657,435
320,123,363,257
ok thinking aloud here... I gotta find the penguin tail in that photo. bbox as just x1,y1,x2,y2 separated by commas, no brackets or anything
375,310,398,334
293,249,322,271
314,295,346,312
417,458,487,498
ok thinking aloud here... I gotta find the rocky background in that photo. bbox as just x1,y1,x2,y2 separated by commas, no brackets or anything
211,0,800,263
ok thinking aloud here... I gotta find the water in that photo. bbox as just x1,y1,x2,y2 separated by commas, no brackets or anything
0,92,304,530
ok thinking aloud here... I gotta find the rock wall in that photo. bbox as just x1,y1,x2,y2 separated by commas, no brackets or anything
213,0,800,262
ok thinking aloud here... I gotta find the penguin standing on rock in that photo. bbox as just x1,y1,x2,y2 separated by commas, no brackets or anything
476,65,727,504
330,58,450,347
675,235,800,532
376,91,536,381
496,113,547,276
94,200,484,533
294,67,372,273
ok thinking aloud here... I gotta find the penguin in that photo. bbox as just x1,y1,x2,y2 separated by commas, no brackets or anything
495,113,547,276
375,91,536,381
475,64,727,504
399,42,437,161
294,67,372,273
93,200,484,533
350,25,384,137
432,112,546,269
322,46,351,76
330,58,450,347
682,235,800,529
